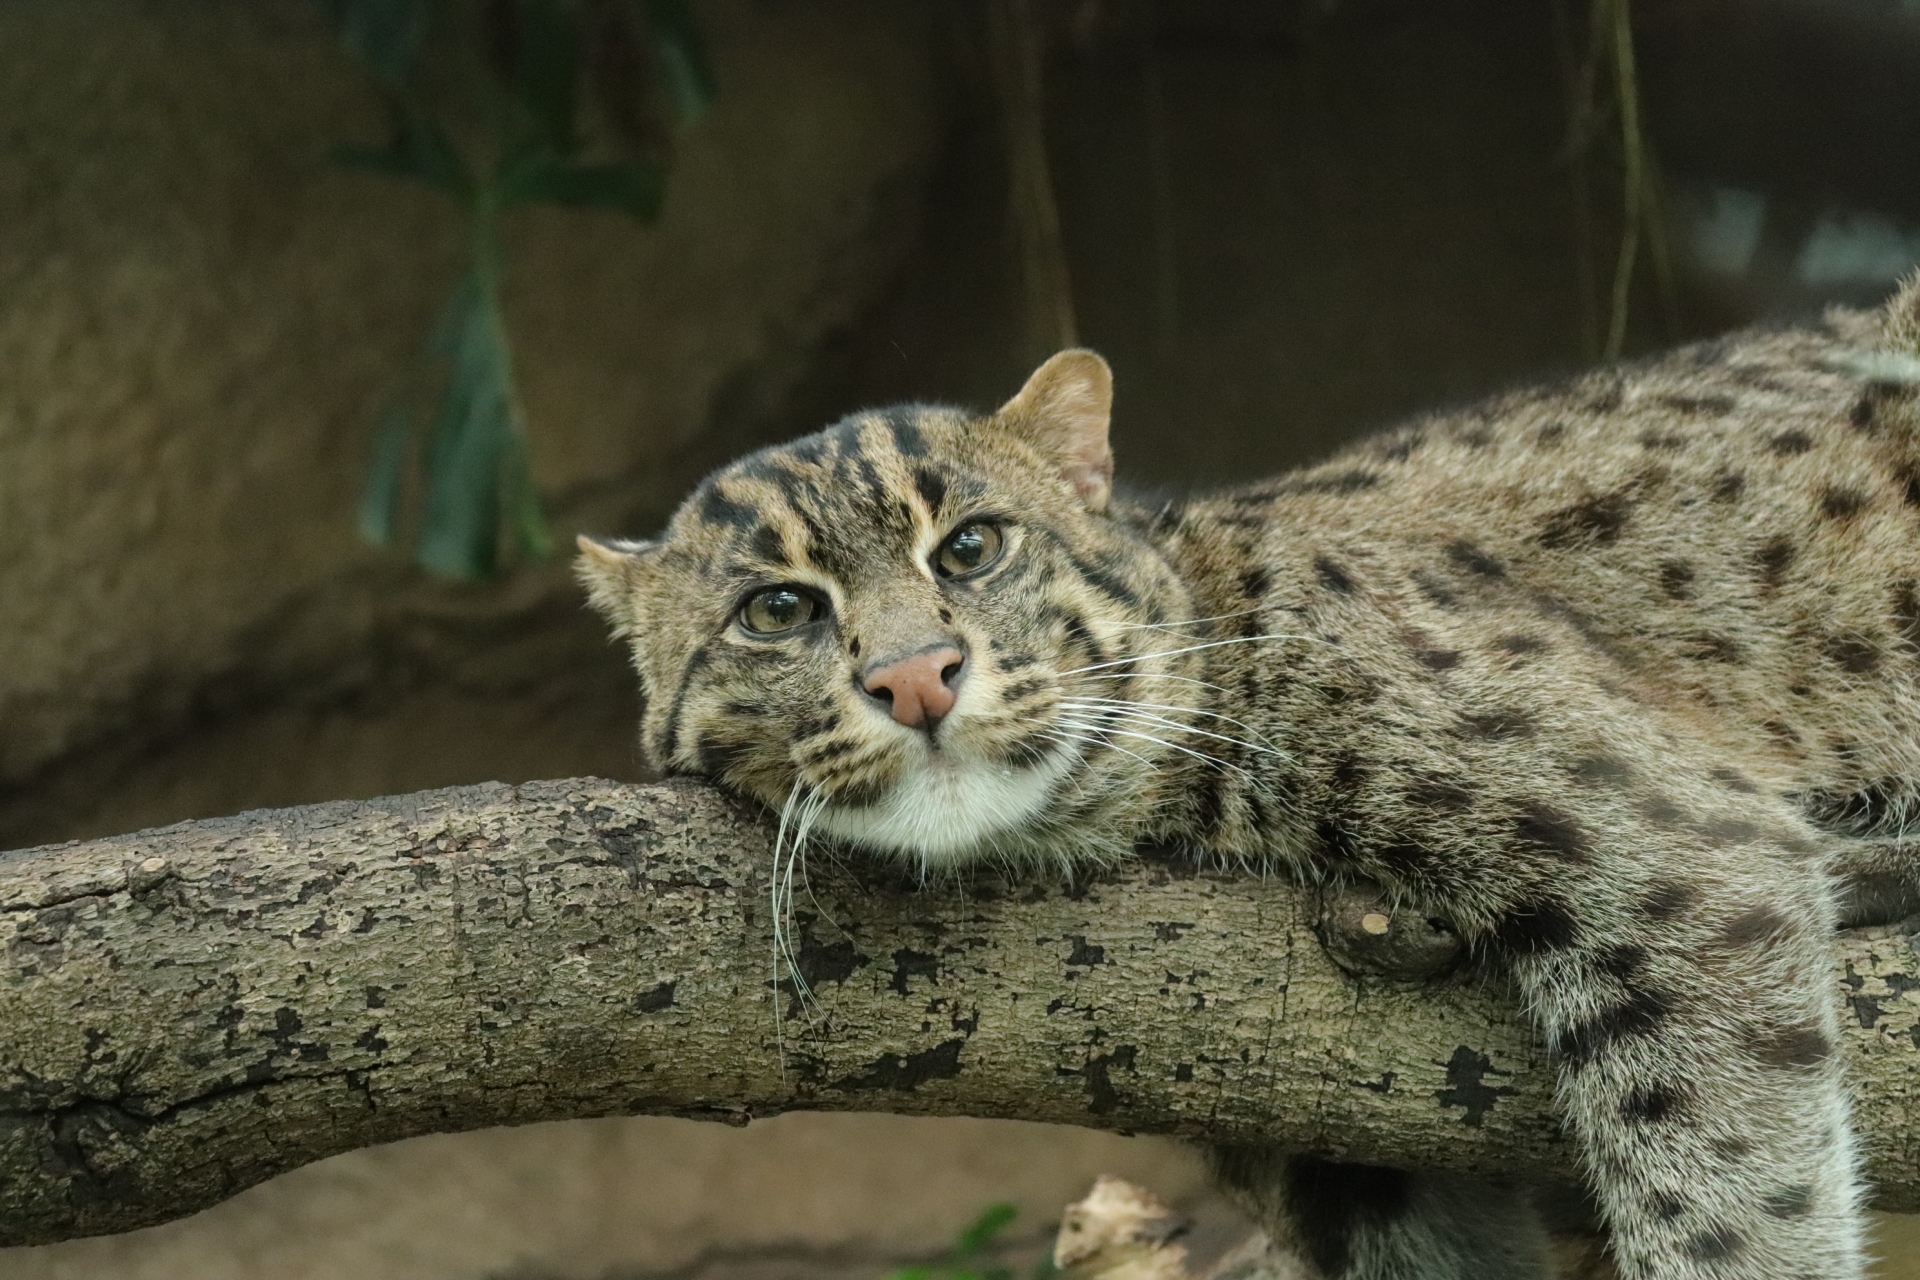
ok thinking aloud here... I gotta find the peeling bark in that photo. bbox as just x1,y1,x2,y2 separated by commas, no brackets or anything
4,777,1919,1246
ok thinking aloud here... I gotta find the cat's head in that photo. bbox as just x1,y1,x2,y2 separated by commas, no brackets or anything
578,352,1197,869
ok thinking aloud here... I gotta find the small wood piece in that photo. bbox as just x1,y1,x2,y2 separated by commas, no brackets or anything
1054,1177,1305,1280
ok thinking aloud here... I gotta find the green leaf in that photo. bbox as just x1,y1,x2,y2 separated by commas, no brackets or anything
361,266,553,579
334,101,473,197
1029,1253,1058,1280
357,399,414,547
498,153,664,219
644,0,716,124
331,0,424,89
516,0,582,155
501,427,555,559
954,1203,1019,1258
416,272,514,578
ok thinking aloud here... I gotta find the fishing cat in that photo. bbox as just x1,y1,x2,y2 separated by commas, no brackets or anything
577,278,1920,1280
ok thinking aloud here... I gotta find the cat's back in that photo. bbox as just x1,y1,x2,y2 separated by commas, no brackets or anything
1165,289,1920,804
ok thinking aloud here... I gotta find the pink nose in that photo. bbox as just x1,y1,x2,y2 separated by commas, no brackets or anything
862,646,966,729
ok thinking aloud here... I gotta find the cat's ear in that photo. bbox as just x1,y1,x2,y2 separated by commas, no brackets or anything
575,534,655,633
991,349,1114,512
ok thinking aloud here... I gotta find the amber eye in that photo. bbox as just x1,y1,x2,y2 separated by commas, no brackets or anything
739,586,821,635
934,521,1005,578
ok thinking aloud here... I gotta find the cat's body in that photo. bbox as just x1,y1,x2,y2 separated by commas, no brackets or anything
580,280,1920,1280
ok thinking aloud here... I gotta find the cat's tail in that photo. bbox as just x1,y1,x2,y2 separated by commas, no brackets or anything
1206,1148,1552,1280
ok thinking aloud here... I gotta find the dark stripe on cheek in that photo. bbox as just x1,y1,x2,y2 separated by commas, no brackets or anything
1062,612,1108,668
693,734,750,776
799,738,858,765
661,643,716,765
790,713,841,743
1071,552,1141,608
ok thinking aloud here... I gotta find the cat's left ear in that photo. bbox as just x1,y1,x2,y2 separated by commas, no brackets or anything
991,349,1114,513
575,534,656,633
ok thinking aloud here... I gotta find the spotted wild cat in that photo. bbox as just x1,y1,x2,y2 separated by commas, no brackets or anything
577,278,1920,1280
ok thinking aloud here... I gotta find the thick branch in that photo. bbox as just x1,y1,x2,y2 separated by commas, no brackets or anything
5,778,1919,1246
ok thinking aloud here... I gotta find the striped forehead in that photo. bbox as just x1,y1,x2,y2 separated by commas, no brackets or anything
684,407,984,577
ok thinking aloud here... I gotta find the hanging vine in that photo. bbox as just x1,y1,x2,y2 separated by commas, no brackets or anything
1560,0,1678,360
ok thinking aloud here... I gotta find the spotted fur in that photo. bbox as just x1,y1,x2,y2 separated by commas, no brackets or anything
582,280,1920,1280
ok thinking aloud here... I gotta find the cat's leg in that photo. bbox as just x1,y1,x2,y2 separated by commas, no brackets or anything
1503,850,1864,1280
1293,634,1879,1280
1207,1146,1552,1280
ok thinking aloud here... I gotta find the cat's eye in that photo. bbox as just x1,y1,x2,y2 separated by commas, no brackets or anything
934,521,1005,578
739,586,821,635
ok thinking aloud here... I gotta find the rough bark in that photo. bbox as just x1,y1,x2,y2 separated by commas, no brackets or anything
5,778,1920,1248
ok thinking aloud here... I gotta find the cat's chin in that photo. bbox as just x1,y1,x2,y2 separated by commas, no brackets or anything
811,750,1074,868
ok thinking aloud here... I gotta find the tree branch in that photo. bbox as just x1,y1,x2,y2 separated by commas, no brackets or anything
5,778,1919,1246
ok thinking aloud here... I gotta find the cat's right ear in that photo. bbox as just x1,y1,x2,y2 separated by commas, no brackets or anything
991,349,1115,513
575,534,656,633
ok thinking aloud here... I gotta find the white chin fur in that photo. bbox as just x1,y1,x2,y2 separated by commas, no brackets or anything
815,750,1073,869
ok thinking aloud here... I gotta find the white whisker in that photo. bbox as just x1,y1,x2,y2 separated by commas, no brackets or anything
1075,671,1235,696
769,781,812,1071
1056,695,1282,744
1058,700,1284,757
1105,605,1267,633
1038,726,1160,778
1055,715,1259,777
1059,632,1310,676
